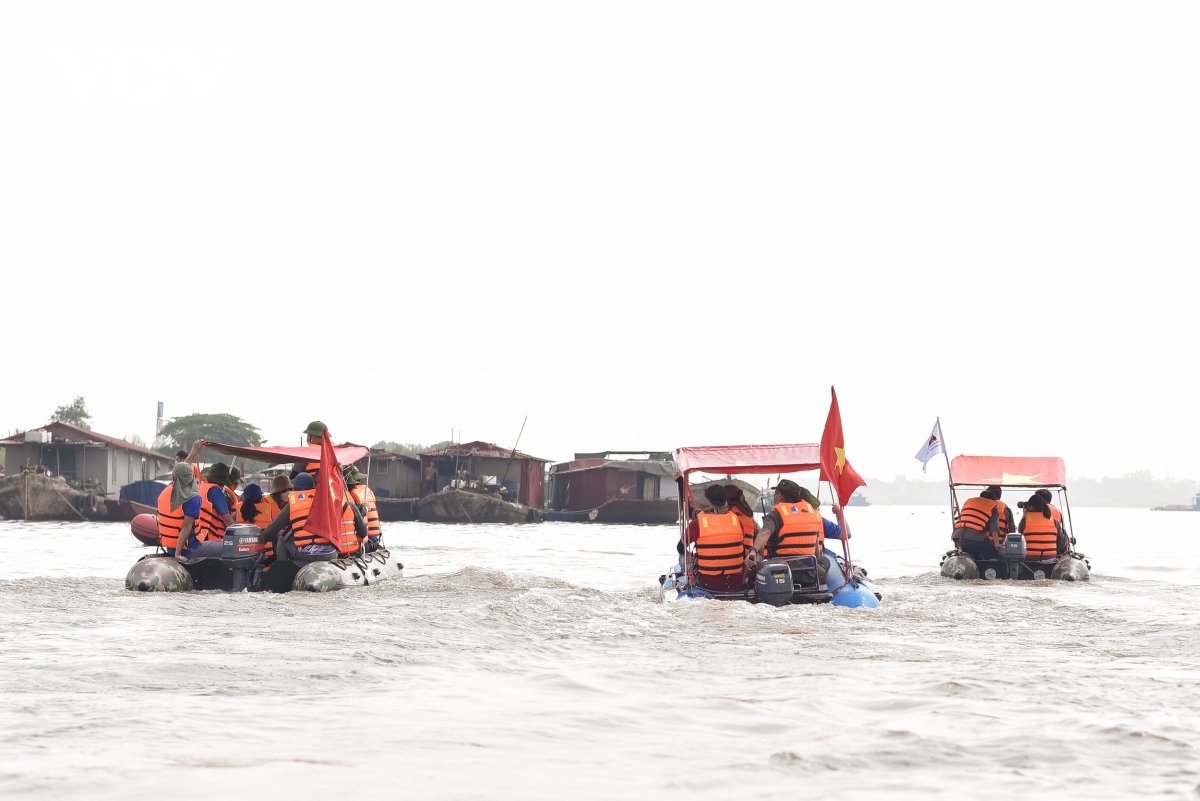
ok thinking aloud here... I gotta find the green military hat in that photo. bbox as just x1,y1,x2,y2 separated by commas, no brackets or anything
200,462,231,485
304,421,328,437
341,465,367,486
228,466,242,487
772,478,820,507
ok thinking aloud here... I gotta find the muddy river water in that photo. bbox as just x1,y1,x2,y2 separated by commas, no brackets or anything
1,506,1198,799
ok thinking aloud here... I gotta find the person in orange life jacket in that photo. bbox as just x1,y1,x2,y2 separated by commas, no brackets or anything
745,479,843,569
679,484,746,592
952,486,1014,560
224,466,243,523
269,475,292,513
1034,489,1064,524
1018,492,1063,561
177,462,235,561
342,465,381,549
723,484,760,549
259,472,368,560
238,483,273,529
156,462,202,558
289,420,328,480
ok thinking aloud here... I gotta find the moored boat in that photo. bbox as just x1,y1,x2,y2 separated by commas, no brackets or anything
416,488,544,523
0,471,107,521
938,455,1090,582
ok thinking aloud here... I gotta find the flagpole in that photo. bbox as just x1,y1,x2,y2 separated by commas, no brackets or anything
828,479,854,582
939,417,959,518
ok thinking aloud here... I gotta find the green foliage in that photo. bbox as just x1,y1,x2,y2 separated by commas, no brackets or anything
371,440,453,456
51,396,92,429
158,413,264,453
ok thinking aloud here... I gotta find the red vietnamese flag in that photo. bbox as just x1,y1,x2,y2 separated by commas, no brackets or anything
819,387,866,506
305,429,352,555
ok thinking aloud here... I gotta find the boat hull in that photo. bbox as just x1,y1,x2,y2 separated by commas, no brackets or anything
585,498,678,525
125,548,404,593
939,550,1090,581
660,548,881,607
416,489,544,524
0,473,107,521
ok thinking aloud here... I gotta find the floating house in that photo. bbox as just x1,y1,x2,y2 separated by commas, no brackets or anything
353,449,422,521
0,422,173,520
419,441,548,509
548,451,679,524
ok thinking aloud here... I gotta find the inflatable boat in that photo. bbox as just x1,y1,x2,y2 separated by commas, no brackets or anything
125,439,403,593
126,520,404,593
938,455,1091,582
657,443,881,609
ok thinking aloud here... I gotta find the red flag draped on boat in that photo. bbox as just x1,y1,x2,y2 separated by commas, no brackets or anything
819,387,866,506
305,429,351,554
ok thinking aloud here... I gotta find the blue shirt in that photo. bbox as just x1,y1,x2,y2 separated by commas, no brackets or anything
164,496,203,556
823,518,843,540
207,486,229,515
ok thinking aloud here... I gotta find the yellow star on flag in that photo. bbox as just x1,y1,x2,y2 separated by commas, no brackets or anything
834,447,847,474
983,472,1045,485
329,476,340,502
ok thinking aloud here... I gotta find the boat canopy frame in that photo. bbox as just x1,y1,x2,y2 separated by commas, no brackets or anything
673,444,854,584
947,455,1075,541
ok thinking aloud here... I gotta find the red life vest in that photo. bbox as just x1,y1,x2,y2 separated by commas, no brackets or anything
196,482,229,542
694,512,745,577
769,501,824,557
287,490,358,553
1022,511,1059,560
350,485,381,539
155,485,184,551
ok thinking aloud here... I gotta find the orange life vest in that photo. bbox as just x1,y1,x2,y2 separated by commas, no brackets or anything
694,512,745,577
224,487,240,523
731,510,756,551
1048,503,1063,525
350,485,381,539
1022,510,1059,560
300,461,321,479
155,485,184,551
770,501,824,557
240,499,276,558
196,482,229,542
287,490,358,554
955,497,1010,547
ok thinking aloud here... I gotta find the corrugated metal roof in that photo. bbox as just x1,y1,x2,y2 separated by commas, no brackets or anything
420,440,550,462
0,421,172,461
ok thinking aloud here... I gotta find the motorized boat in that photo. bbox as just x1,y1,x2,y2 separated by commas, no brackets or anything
658,444,881,608
125,440,403,593
938,455,1090,582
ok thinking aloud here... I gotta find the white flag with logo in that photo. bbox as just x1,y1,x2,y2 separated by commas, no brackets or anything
914,420,945,473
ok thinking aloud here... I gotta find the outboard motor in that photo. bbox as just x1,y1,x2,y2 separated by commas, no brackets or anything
221,524,266,592
754,559,794,606
1001,531,1026,580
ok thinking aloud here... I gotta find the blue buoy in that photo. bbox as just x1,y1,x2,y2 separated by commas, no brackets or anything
830,581,880,608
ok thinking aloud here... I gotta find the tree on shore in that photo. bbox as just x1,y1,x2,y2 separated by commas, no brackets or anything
158,413,264,454
51,397,92,429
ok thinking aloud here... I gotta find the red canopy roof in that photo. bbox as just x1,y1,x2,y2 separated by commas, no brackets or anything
674,444,821,477
950,456,1067,488
200,441,370,467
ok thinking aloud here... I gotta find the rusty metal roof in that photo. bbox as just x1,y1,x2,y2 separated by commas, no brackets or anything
420,440,550,462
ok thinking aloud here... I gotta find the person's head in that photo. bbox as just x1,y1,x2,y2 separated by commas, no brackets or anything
172,462,195,487
1024,493,1048,514
342,465,366,487
201,462,230,486
304,420,327,445
703,483,728,509
773,479,803,504
228,466,242,489
174,450,188,463
243,483,263,504
293,472,315,491
271,475,293,504
1035,489,1053,504
724,485,753,516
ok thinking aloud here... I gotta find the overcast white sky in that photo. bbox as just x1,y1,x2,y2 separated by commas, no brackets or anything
2,2,1197,482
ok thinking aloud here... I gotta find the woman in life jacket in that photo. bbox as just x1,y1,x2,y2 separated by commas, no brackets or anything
679,484,746,592
1018,493,1062,561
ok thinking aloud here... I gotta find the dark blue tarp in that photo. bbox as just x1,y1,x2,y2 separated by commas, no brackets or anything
120,480,168,507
